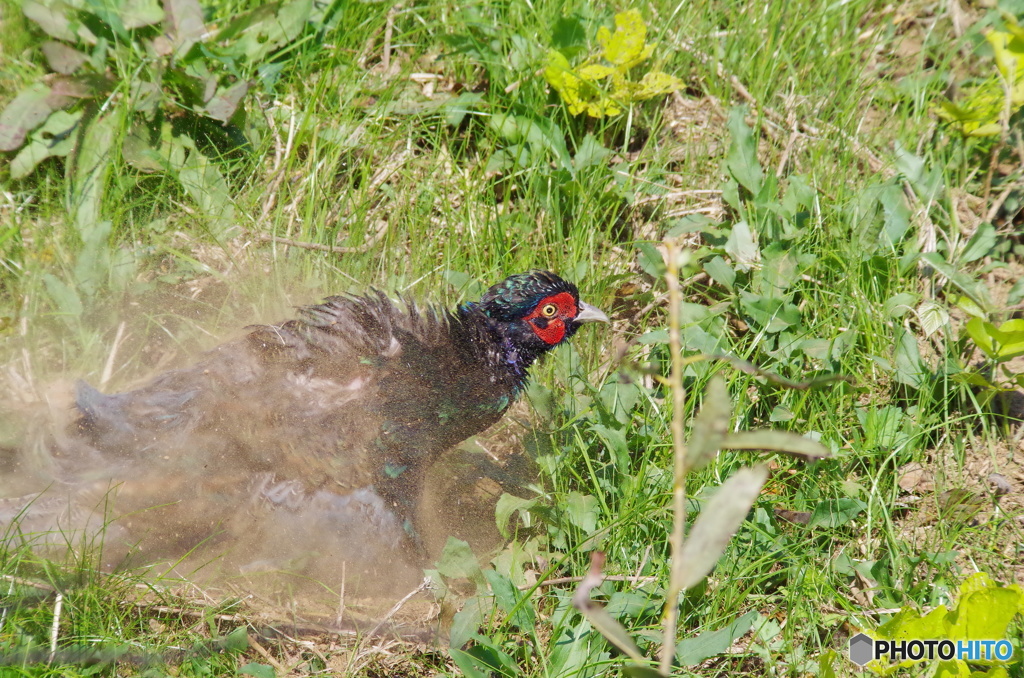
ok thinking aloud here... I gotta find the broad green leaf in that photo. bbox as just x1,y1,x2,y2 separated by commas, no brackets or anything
676,611,760,666
223,626,249,652
436,537,484,587
452,643,521,678
204,80,250,122
964,318,1024,362
636,241,666,278
960,222,997,263
759,242,800,292
166,0,206,52
703,256,736,290
877,182,912,246
574,133,611,169
73,219,112,296
70,111,117,234
948,292,987,318
965,317,997,358
725,221,759,271
893,327,927,388
494,494,537,538
591,423,630,473
178,146,236,237
597,9,654,69
883,292,917,318
483,569,535,632
42,272,83,319
121,0,164,28
675,465,768,590
687,376,730,470
726,106,763,195
41,41,87,74
921,253,991,311
0,83,72,151
23,0,97,43
806,498,866,529
952,370,1000,390
722,430,830,460
565,492,600,533
221,0,312,63
988,318,1024,360
449,598,486,650
10,110,82,179
895,145,943,201
238,664,274,678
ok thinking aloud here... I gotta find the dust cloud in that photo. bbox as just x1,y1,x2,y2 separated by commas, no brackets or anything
0,277,538,628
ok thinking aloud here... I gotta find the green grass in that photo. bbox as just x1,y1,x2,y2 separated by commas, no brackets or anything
2,0,1024,675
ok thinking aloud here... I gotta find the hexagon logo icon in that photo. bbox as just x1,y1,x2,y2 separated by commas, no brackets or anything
849,633,875,666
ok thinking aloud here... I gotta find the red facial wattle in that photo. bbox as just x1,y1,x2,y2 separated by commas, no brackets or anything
524,291,578,345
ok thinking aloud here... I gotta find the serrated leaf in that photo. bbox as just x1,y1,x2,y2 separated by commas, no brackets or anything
916,300,949,338
42,272,84,319
675,466,768,590
597,9,654,69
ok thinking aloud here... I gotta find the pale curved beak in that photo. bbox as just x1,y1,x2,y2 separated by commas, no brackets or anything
576,300,610,324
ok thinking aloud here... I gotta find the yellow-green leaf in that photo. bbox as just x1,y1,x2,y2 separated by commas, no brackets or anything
597,9,654,69
577,63,615,81
634,70,684,100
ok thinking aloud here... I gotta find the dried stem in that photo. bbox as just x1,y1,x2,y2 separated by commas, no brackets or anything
659,239,688,675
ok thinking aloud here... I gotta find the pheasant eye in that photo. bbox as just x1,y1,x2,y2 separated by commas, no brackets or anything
540,303,558,318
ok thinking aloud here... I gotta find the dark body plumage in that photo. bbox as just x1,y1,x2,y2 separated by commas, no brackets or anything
3,271,606,582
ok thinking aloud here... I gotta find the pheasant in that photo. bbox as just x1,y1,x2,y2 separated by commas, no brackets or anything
2,270,607,585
